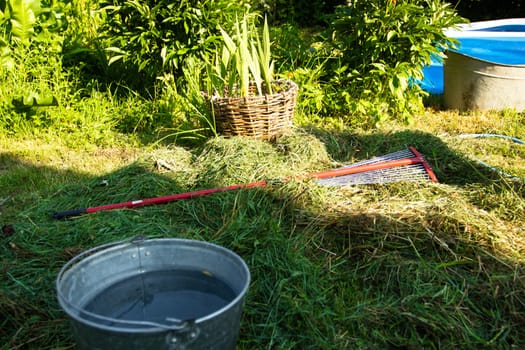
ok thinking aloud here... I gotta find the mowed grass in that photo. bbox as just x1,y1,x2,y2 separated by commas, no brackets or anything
1,107,524,349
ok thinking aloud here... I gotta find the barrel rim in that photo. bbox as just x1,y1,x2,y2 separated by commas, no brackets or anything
445,49,525,68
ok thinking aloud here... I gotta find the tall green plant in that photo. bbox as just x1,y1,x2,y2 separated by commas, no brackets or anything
207,14,275,98
0,0,66,131
0,0,41,45
0,0,65,68
1,0,40,68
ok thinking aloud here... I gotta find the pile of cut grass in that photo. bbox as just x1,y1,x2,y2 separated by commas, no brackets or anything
1,109,524,349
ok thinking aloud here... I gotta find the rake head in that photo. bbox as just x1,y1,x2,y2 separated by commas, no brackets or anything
317,146,438,186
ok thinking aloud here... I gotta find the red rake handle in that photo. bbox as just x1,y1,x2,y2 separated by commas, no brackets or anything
52,147,436,219
52,181,268,219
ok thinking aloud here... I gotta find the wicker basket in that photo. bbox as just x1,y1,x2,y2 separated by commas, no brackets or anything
208,79,298,139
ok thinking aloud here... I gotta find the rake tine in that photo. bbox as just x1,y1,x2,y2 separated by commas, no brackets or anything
344,148,417,167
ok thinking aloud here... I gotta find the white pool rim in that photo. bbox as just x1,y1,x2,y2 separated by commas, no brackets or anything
444,18,525,38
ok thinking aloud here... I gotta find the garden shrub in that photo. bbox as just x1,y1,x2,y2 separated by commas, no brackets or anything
318,0,465,125
0,0,65,68
98,0,251,89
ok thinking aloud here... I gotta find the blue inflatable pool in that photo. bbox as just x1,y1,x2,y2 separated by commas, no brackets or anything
420,19,525,95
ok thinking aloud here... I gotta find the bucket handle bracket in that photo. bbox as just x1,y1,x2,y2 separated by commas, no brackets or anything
166,319,200,350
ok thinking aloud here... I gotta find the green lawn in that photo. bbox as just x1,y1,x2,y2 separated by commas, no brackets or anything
1,108,524,349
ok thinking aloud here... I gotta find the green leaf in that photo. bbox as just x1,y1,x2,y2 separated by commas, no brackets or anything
219,26,236,54
249,41,262,95
107,55,124,66
7,0,41,45
160,46,167,64
386,30,396,41
258,16,273,94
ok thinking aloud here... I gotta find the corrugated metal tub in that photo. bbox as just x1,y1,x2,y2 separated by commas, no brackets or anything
443,19,525,111
420,18,525,111
444,50,525,111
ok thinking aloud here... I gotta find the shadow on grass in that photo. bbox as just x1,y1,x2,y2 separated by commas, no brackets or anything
287,208,525,349
0,129,523,349
307,127,499,186
279,128,525,348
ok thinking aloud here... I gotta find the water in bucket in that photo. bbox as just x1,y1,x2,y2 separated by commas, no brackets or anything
83,269,237,326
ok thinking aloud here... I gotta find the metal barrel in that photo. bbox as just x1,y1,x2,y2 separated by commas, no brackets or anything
444,50,525,112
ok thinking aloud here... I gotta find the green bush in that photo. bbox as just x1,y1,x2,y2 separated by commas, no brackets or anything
319,0,465,124
98,0,251,89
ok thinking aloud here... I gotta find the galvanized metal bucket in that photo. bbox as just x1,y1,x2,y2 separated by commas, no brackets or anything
56,237,250,350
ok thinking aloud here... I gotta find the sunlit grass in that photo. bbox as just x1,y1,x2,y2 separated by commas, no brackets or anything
1,107,524,348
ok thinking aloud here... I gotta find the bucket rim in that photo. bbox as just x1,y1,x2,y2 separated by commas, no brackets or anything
56,237,250,333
